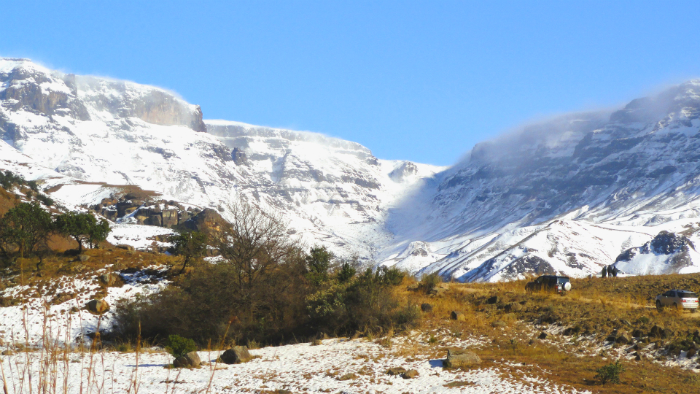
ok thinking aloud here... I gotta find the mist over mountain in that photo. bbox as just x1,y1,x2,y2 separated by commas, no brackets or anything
2,57,700,281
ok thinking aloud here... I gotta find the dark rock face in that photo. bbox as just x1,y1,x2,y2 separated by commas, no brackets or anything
502,256,556,278
614,231,696,274
389,162,418,182
231,147,248,165
0,64,90,121
0,60,206,137
648,231,693,255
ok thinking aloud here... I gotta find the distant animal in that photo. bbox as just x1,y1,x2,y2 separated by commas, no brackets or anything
601,266,607,278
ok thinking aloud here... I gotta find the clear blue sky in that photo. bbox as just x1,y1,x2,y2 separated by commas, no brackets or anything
3,1,700,165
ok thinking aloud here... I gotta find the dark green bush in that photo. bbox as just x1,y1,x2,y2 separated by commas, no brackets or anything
0,202,53,258
165,335,196,358
36,193,54,207
595,360,625,385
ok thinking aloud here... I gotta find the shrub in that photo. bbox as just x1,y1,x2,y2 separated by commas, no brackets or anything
170,230,207,274
112,202,420,347
36,193,54,207
420,273,442,293
166,335,196,358
595,360,625,385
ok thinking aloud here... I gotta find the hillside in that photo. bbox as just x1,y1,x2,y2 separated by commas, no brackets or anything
383,81,700,281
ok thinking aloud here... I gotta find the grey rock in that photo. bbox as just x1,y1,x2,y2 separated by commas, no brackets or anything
444,349,481,368
218,346,252,364
173,351,201,368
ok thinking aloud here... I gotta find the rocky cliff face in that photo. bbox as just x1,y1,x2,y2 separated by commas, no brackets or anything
0,59,205,140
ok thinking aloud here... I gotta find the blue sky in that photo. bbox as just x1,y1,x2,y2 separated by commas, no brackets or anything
3,1,700,165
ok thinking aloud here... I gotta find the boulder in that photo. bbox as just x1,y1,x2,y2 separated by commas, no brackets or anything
420,303,433,312
450,311,466,321
218,346,252,364
99,273,121,287
86,299,110,315
487,296,499,304
386,367,406,376
173,351,201,368
616,331,631,345
631,329,644,338
538,332,548,340
402,369,419,379
444,349,481,368
77,254,90,262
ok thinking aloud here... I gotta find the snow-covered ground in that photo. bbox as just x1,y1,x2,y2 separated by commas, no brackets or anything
0,265,169,345
0,336,588,394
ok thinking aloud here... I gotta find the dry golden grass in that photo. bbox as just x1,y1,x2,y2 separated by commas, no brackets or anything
391,275,700,393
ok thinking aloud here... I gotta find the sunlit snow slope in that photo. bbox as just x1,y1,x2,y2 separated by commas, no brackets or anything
0,58,442,260
382,80,700,280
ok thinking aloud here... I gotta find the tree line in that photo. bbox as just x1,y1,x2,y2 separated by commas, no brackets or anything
0,170,110,259
114,202,419,347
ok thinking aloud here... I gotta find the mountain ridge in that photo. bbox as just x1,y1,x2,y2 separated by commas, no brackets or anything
3,57,700,281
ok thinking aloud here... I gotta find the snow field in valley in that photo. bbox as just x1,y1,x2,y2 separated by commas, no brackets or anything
0,335,589,394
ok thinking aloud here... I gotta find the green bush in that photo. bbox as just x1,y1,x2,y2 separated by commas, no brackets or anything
595,360,625,385
165,335,196,358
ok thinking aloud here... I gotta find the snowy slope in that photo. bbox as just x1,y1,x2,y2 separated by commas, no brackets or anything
382,80,700,280
0,58,443,259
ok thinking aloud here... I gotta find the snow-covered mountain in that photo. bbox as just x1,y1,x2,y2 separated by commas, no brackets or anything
5,57,700,281
0,58,442,260
382,80,700,280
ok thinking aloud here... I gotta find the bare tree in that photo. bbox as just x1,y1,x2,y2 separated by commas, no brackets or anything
212,201,302,325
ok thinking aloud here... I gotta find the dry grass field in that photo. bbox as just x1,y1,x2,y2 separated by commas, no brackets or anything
398,274,700,393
